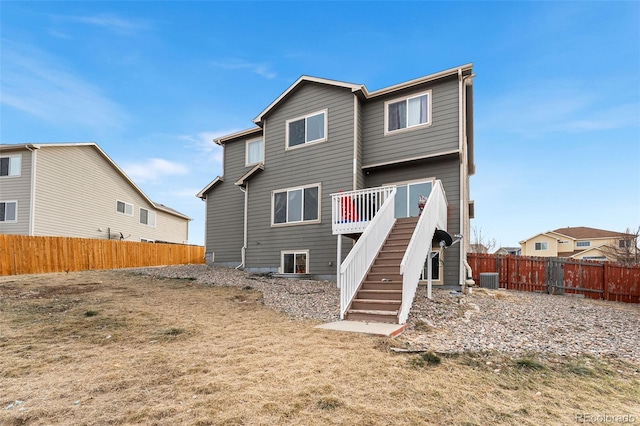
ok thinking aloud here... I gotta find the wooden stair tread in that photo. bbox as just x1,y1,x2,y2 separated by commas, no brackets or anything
353,298,400,303
347,309,398,316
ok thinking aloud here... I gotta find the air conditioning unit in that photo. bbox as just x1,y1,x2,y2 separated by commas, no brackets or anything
479,272,499,289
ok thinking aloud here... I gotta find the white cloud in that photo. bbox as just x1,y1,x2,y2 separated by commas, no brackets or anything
122,158,189,184
1,40,126,130
179,130,239,164
479,82,639,137
52,13,151,35
211,59,276,79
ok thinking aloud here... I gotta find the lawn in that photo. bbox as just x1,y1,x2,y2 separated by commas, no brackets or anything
1,270,638,425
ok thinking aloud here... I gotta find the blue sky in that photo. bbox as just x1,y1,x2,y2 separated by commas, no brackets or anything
2,1,639,247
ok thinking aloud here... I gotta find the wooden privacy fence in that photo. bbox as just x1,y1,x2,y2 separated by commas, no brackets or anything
0,234,205,276
467,253,640,303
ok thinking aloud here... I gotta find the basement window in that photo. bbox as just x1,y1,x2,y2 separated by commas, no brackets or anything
281,250,309,274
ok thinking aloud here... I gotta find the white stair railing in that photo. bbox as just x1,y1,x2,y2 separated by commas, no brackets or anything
398,180,448,324
339,187,397,319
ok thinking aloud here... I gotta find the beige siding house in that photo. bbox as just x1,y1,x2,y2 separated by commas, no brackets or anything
519,227,636,261
0,143,190,243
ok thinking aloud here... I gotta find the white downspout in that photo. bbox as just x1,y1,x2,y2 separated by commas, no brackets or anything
458,69,465,287
25,144,37,236
237,182,248,270
458,70,475,287
460,72,475,287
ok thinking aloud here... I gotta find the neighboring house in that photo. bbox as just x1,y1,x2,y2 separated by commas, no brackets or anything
519,227,637,262
470,243,488,253
0,143,191,243
197,64,475,324
494,246,522,256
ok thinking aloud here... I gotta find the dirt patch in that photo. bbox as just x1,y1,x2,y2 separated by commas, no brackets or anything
1,269,638,425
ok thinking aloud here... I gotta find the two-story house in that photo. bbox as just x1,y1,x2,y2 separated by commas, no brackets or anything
0,143,191,243
519,227,637,262
198,64,475,324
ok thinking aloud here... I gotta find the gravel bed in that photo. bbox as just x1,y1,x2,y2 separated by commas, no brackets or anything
128,264,639,362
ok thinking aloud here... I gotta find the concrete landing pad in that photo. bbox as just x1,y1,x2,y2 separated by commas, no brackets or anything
315,321,408,337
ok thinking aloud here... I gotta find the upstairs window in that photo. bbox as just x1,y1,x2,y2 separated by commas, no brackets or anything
385,91,431,134
0,201,17,222
116,200,133,216
535,242,548,250
140,208,156,227
272,184,320,225
619,239,633,248
0,155,21,177
246,138,264,166
576,241,591,247
286,110,327,149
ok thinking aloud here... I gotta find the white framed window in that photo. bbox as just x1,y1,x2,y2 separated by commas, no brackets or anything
116,200,133,216
246,138,264,166
0,155,21,177
286,109,327,149
139,208,156,227
140,238,155,243
384,90,432,135
535,242,548,250
272,183,320,226
0,201,17,222
619,239,633,248
281,250,309,274
576,241,591,247
420,251,443,284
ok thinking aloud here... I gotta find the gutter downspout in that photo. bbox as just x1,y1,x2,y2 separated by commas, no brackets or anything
237,182,248,270
458,70,475,288
25,144,37,236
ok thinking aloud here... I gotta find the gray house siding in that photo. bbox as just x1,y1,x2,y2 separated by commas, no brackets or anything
244,83,356,277
0,147,32,235
361,76,459,167
31,145,188,242
364,155,461,286
203,139,247,266
355,97,365,190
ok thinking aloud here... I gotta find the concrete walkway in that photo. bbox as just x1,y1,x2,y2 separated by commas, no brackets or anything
315,320,408,337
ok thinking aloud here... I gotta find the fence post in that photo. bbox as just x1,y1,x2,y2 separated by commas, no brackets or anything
603,261,609,301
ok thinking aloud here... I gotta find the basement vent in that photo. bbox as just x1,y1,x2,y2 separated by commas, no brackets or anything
479,272,499,289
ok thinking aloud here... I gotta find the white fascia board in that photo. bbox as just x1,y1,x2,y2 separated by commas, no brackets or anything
365,63,473,99
214,127,263,145
235,164,264,186
197,176,224,199
253,76,364,124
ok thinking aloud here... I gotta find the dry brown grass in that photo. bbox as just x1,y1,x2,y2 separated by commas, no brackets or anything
1,270,638,425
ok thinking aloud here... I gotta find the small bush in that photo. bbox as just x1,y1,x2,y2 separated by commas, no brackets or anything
316,396,343,410
421,352,442,365
163,328,185,336
514,358,545,371
84,310,98,317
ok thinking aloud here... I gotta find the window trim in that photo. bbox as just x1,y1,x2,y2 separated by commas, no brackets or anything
0,154,22,178
245,137,265,167
116,200,134,216
384,90,432,136
0,200,18,223
534,242,548,251
285,109,328,150
420,249,443,284
576,241,591,247
271,183,321,227
280,250,310,274
139,207,156,227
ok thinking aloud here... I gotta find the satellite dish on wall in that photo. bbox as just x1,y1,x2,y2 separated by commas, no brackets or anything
433,229,453,247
